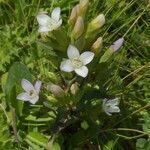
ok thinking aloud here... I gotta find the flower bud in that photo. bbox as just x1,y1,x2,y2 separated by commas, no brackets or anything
68,5,79,26
79,0,89,17
109,37,124,52
100,37,124,63
47,82,65,97
81,120,89,130
89,14,105,31
91,37,103,55
70,82,79,95
40,32,49,41
72,16,84,40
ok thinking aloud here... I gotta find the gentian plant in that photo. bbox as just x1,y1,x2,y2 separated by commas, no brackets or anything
4,0,126,149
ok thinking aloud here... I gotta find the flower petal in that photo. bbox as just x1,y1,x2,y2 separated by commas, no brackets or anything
102,98,107,108
29,95,39,104
38,26,51,33
75,66,88,77
17,92,30,101
108,98,119,106
107,106,120,113
53,19,62,29
34,80,42,94
37,13,51,26
67,45,80,59
21,79,34,92
80,51,94,65
105,111,112,116
113,107,120,112
60,59,74,72
51,7,61,22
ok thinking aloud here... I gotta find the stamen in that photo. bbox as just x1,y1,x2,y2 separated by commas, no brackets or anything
72,58,83,68
29,90,34,96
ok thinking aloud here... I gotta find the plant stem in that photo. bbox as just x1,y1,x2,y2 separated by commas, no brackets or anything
11,107,19,142
0,103,10,123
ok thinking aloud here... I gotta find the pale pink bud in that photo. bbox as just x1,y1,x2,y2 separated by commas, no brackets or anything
109,38,124,52
47,83,65,97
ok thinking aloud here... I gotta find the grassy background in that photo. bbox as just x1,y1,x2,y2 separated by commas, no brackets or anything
0,0,150,149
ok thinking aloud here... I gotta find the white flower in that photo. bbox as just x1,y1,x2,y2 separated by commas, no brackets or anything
60,45,94,78
17,79,42,104
109,37,124,52
37,7,62,33
102,98,120,116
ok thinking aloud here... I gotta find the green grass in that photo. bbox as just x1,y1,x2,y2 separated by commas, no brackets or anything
0,0,150,149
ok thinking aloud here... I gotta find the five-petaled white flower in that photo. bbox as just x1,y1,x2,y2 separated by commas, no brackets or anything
17,79,42,104
37,7,62,33
60,45,94,78
102,98,120,116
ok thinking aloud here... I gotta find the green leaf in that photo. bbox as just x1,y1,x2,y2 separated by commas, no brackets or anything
95,62,110,88
46,142,61,150
52,28,70,48
136,138,148,150
5,62,32,94
48,28,70,52
25,115,53,122
25,139,44,150
99,49,113,63
5,62,32,115
51,143,61,150
26,132,48,148
1,73,8,92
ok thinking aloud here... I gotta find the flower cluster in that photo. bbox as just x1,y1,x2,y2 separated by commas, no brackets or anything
17,5,123,116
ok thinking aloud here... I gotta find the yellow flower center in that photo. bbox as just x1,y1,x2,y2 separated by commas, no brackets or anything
72,58,83,68
29,90,34,96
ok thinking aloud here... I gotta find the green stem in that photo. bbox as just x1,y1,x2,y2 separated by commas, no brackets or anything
116,133,148,140
58,71,67,87
11,107,19,142
0,103,10,123
71,34,75,44
100,128,149,135
65,76,77,92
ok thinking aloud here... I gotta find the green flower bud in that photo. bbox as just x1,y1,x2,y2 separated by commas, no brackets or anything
68,4,80,26
88,14,105,32
79,0,89,17
70,82,79,95
91,37,103,55
40,32,49,41
81,121,89,130
72,16,84,40
99,49,113,63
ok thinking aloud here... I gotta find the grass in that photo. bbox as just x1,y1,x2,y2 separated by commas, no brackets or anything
0,0,150,149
